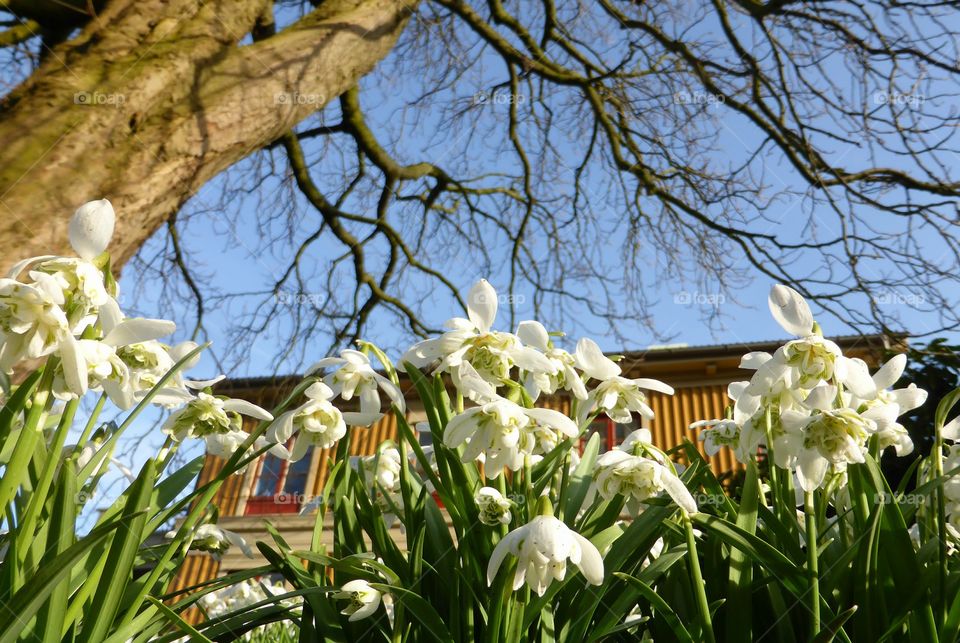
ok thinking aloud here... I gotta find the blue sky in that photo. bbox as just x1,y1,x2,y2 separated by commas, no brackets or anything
90,3,960,521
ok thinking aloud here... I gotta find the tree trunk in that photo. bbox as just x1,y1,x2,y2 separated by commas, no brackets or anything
0,0,414,272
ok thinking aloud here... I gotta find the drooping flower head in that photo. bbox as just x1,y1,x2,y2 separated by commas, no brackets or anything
334,580,382,621
401,280,557,389
487,510,603,596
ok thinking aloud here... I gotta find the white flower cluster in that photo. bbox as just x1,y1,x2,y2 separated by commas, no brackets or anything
0,200,203,410
199,578,301,639
395,280,674,479
690,285,926,491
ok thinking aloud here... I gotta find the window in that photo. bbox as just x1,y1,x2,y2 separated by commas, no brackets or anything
245,446,314,515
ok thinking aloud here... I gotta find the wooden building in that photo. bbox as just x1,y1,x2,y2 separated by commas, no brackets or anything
167,334,895,605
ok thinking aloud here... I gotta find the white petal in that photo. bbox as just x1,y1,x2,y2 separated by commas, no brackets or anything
69,199,115,260
524,407,579,437
840,357,877,399
342,411,381,426
268,411,296,444
516,320,549,350
873,354,906,390
467,279,498,332
739,351,773,370
891,385,927,413
943,416,960,442
803,385,836,411
103,318,176,347
444,409,482,447
570,532,605,585
307,357,345,373
305,381,335,401
98,298,124,335
184,375,226,390
222,398,273,421
168,341,203,370
223,529,254,558
768,284,814,337
512,346,558,374
59,335,88,397
796,449,828,492
633,378,674,396
574,338,620,380
487,528,524,586
659,468,698,514
349,594,381,621
373,373,406,413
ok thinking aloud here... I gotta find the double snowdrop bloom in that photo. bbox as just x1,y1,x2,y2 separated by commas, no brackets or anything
0,200,117,374
268,382,349,459
334,580,382,621
0,277,70,371
515,320,587,401
476,486,512,526
487,511,603,596
593,429,698,515
163,392,275,456
688,418,741,457
401,280,556,387
778,385,885,491
310,349,405,424
574,338,674,424
177,523,253,558
444,366,578,476
747,285,876,399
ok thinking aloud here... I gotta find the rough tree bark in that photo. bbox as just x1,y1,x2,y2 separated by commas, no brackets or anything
0,0,415,271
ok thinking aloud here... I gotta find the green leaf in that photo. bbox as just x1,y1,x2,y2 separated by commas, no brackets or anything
614,573,693,643
78,458,157,643
35,459,77,643
370,583,454,642
0,514,136,643
726,459,759,642
145,596,213,643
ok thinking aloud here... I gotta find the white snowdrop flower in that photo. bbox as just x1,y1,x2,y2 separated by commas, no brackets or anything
516,320,587,401
574,338,674,424
476,486,512,526
334,579,382,621
269,382,350,459
162,392,273,444
401,280,557,389
688,418,740,457
68,199,115,261
593,429,698,516
486,512,603,596
309,349,405,423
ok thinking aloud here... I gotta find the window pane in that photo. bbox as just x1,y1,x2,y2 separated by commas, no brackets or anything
284,448,313,496
254,455,284,496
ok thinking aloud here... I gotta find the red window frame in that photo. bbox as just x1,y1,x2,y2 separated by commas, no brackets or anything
245,445,313,515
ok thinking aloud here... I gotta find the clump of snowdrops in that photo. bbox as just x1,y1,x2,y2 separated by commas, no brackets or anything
1,200,958,642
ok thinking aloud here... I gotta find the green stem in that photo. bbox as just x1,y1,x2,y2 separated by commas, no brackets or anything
684,514,715,643
763,406,779,508
934,426,948,620
804,491,821,636
76,393,106,448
